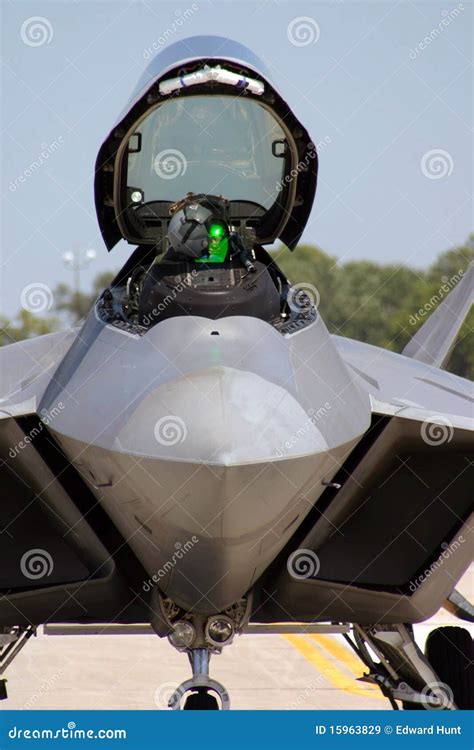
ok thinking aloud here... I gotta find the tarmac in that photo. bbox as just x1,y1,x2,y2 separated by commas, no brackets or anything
1,568,472,711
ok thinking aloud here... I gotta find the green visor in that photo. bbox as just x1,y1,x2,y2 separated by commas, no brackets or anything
195,223,229,264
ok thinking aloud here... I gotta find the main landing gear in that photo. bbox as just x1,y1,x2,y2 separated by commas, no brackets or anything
344,623,473,710
0,625,36,700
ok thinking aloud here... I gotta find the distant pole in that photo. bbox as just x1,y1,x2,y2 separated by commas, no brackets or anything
63,247,96,295
62,248,96,319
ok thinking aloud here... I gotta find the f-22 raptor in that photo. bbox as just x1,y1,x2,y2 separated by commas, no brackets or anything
1,36,472,710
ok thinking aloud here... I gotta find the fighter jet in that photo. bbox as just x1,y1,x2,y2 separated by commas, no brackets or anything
1,36,472,711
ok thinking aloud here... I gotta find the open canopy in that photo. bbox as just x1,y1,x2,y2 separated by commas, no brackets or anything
94,36,318,251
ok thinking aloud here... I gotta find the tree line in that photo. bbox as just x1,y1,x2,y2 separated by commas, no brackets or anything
1,237,472,379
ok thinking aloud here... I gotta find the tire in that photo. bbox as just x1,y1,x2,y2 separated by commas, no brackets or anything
425,626,473,710
183,688,219,710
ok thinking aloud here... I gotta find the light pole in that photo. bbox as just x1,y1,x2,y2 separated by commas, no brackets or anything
62,248,96,319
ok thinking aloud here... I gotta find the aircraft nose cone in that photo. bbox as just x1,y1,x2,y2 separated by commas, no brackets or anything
115,366,328,464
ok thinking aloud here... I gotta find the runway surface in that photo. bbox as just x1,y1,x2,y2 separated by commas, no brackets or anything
1,569,472,710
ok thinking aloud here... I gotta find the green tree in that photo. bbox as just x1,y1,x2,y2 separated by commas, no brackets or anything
53,270,116,323
2,247,471,379
0,310,59,346
274,237,473,379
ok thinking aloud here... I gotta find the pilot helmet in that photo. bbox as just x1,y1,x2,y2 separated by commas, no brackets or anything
167,201,229,262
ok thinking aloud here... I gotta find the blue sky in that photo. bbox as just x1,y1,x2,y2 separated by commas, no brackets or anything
1,0,472,318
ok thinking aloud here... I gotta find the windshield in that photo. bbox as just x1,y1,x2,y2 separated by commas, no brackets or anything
125,95,289,209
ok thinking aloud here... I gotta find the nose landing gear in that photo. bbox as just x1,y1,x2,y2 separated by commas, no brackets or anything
153,592,252,710
168,648,230,710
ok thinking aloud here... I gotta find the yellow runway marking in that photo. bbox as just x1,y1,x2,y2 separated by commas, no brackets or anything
283,634,385,700
310,634,372,679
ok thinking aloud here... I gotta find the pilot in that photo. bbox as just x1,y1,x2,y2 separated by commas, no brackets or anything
165,201,229,264
138,197,271,327
164,198,256,272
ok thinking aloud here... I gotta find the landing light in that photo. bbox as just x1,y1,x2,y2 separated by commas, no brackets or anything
206,616,235,647
168,620,196,650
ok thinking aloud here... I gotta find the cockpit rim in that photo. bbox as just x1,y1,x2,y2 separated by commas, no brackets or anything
112,91,300,250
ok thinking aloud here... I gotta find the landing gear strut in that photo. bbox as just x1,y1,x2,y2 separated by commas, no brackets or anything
168,648,230,710
0,625,36,700
344,623,461,709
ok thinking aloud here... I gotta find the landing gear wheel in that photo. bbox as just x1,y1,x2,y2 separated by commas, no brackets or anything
183,688,219,710
425,626,473,710
0,680,7,700
168,649,230,710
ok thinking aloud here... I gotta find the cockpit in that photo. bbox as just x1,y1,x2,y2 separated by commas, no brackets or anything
125,95,289,211
113,89,300,250
93,42,318,336
97,192,301,333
